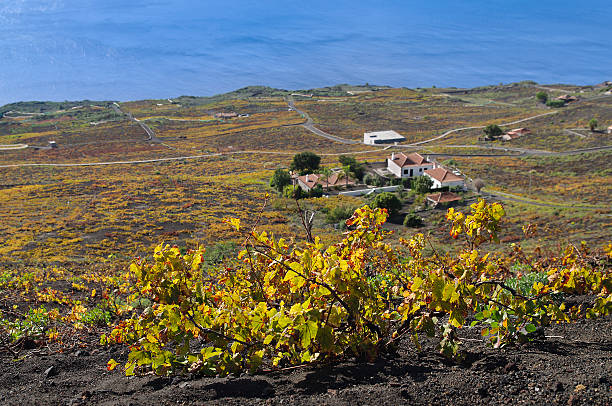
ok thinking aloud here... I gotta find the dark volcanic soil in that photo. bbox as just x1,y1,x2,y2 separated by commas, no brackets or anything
1,316,610,406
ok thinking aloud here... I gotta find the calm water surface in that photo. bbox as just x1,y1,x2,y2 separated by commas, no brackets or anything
1,0,611,104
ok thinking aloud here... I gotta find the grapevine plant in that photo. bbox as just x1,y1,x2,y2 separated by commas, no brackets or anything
103,199,612,376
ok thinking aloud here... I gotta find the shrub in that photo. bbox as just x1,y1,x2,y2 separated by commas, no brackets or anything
103,201,612,377
403,212,423,227
371,192,402,216
536,91,548,103
363,174,385,187
101,200,612,375
546,99,565,108
589,118,598,131
326,205,357,224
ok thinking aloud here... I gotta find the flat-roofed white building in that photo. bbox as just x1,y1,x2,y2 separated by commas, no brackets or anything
363,130,406,145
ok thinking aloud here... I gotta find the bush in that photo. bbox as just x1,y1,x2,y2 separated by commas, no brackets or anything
403,212,423,227
536,91,548,103
326,205,357,224
103,200,612,377
546,99,565,108
308,184,324,198
363,174,385,187
372,192,402,216
589,118,598,131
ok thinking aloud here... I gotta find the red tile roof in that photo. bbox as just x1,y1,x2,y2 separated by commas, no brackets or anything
298,172,355,189
424,168,464,183
388,152,428,167
297,173,320,189
427,191,461,204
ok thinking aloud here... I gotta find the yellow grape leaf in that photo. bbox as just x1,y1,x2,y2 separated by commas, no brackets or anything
224,217,240,231
107,359,119,371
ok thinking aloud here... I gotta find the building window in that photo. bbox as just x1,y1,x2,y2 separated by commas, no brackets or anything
403,169,408,175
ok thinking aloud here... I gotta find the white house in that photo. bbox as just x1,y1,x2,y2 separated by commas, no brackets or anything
386,152,434,179
424,167,465,189
364,130,406,145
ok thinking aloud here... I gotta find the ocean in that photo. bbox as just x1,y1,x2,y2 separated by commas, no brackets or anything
1,0,611,105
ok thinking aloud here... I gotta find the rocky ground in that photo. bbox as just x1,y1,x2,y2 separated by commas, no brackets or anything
0,314,610,406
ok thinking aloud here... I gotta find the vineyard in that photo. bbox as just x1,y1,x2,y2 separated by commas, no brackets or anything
0,82,611,404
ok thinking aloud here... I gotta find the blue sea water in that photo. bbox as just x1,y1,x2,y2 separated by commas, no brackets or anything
1,0,611,105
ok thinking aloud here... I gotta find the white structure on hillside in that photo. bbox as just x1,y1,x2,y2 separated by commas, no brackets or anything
364,130,406,145
424,167,465,189
386,152,434,178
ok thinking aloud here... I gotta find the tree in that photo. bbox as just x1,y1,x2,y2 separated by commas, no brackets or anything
473,178,485,193
320,167,332,190
290,152,321,175
536,91,548,103
339,155,364,180
341,165,351,188
483,124,503,140
411,176,433,194
589,118,598,131
371,192,402,216
269,169,291,194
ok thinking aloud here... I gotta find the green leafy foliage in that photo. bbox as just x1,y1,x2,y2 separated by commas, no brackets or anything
403,212,423,227
536,91,548,103
371,192,402,216
546,99,565,108
411,176,433,194
483,124,503,140
269,169,291,194
290,152,321,175
338,155,364,181
103,199,612,377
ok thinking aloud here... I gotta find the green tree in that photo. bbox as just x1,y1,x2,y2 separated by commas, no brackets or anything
269,169,291,194
320,167,332,189
341,165,351,187
339,155,364,180
290,152,321,175
589,118,598,131
411,176,433,194
535,91,548,103
483,124,503,140
371,192,402,216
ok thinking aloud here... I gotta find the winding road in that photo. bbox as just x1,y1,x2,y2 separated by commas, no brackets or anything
287,97,359,144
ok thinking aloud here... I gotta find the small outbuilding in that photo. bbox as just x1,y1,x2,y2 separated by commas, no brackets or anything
556,94,578,103
364,130,406,145
215,112,238,119
426,191,462,208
